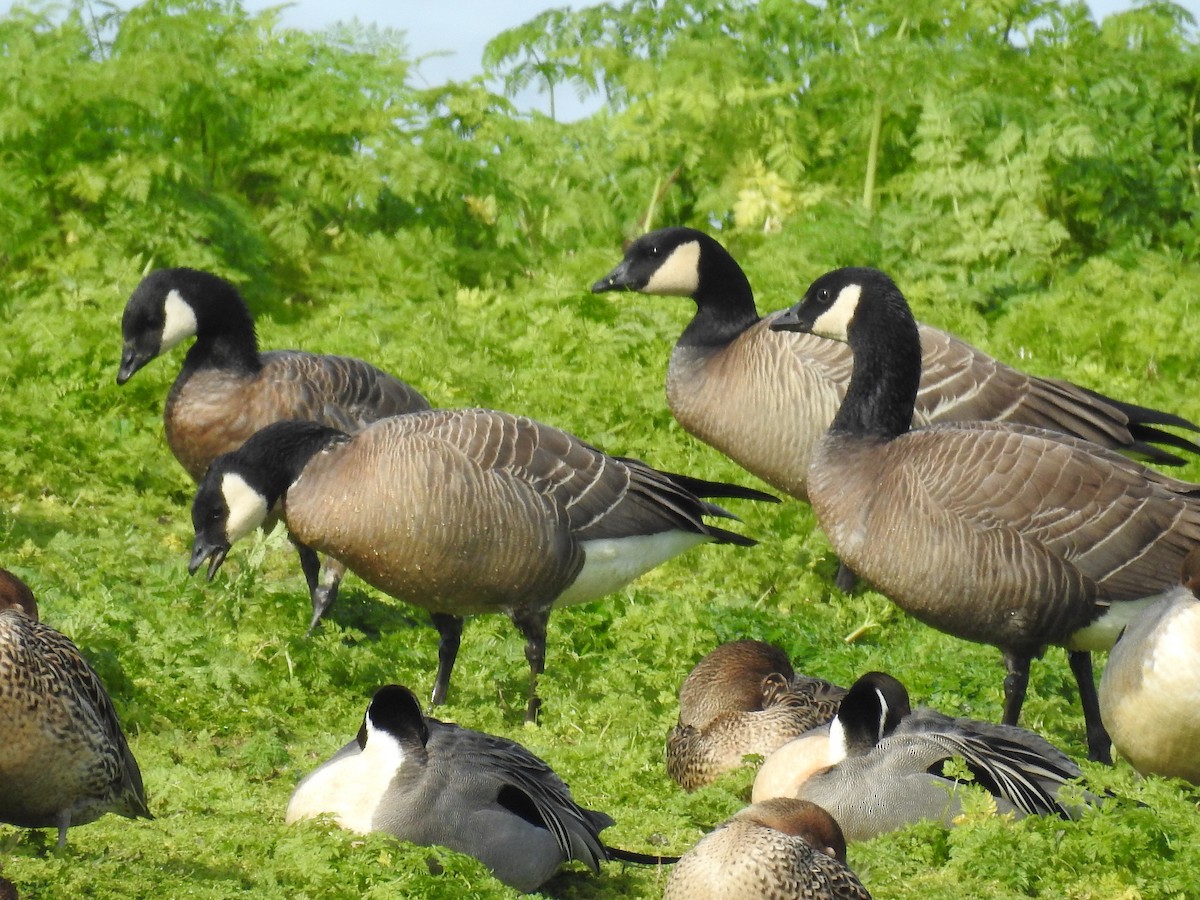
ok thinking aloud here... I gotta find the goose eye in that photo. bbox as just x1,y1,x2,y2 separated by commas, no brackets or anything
649,244,661,256
817,288,831,303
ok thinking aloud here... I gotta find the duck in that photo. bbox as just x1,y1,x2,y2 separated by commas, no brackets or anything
287,684,652,893
774,672,1088,841
117,267,432,630
667,639,845,790
1100,546,1200,784
594,229,1199,592
663,797,871,900
188,412,776,720
0,569,152,846
770,267,1200,762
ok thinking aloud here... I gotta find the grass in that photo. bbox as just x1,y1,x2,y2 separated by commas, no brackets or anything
2,239,1200,898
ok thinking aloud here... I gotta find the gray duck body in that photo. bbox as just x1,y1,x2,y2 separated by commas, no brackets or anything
795,673,1087,842
0,582,150,845
664,798,871,900
771,267,1200,762
286,685,612,893
667,639,845,790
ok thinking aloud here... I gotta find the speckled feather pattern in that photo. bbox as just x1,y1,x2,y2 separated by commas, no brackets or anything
0,610,149,836
667,640,845,790
811,421,1200,654
283,408,746,615
665,801,871,900
166,350,429,481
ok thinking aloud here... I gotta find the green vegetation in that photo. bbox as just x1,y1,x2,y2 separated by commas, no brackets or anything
2,0,1199,896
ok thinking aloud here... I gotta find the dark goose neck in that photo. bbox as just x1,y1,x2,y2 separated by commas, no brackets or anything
830,281,922,441
176,269,263,376
678,239,762,349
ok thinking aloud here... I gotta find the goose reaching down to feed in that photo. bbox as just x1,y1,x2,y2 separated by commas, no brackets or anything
189,412,776,720
667,639,845,790
663,797,871,900
0,569,152,846
770,267,1200,762
117,267,431,630
287,684,669,892
1100,547,1200,784
782,672,1089,841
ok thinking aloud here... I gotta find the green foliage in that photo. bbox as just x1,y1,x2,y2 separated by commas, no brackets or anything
2,0,1200,897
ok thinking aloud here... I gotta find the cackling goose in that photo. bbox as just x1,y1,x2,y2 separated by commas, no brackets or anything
117,267,431,630
189,412,776,720
770,268,1200,762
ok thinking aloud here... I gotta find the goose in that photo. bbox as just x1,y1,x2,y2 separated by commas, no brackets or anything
188,412,776,720
1099,547,1200,784
770,267,1200,762
287,684,667,892
117,267,431,630
0,569,152,846
667,639,845,790
663,797,871,900
781,672,1088,841
593,229,1200,591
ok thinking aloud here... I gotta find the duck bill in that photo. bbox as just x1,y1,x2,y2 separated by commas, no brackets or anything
188,540,229,581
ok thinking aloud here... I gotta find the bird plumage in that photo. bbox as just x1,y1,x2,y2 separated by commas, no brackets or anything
0,570,151,846
667,640,845,790
117,267,430,629
189,412,774,719
770,267,1200,761
286,684,614,892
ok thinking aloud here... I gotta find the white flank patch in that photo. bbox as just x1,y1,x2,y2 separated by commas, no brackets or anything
642,240,701,296
810,282,861,341
1067,594,1167,652
285,719,406,832
220,473,270,544
160,289,199,352
555,531,709,606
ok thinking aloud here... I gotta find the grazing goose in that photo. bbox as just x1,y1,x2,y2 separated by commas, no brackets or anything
189,412,776,720
667,639,845,790
663,798,871,900
0,569,152,846
287,684,661,892
117,267,431,630
770,267,1200,762
1100,547,1200,784
786,672,1088,842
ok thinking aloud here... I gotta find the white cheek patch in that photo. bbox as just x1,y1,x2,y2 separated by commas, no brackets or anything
160,289,198,352
811,283,861,341
221,472,269,543
642,240,701,296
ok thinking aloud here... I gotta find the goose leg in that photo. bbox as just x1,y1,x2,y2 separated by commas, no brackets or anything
430,613,463,707
1001,651,1031,726
511,606,553,723
1068,649,1112,764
